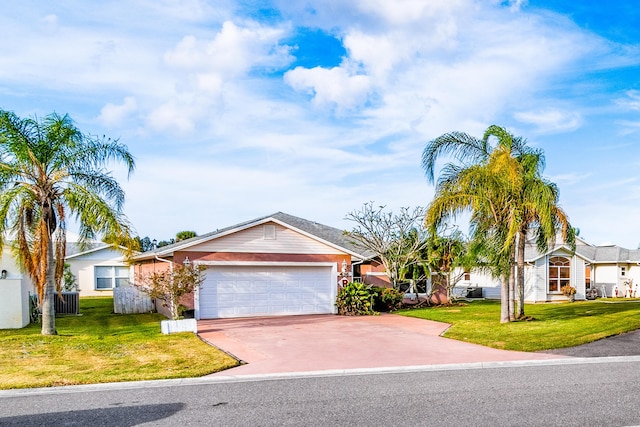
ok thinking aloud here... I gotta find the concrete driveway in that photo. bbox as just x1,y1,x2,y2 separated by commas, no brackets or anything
197,314,565,376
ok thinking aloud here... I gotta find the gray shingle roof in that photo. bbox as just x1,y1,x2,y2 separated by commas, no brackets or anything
133,212,368,260
525,238,640,264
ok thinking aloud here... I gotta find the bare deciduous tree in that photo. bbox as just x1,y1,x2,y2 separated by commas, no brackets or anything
345,202,428,289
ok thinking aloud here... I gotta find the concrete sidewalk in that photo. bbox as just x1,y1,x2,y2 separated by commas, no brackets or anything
198,314,566,376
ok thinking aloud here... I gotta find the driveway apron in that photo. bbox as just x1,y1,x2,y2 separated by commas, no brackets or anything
197,314,565,376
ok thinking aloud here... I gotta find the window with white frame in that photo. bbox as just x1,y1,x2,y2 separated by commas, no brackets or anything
620,266,626,277
548,256,570,293
95,266,129,290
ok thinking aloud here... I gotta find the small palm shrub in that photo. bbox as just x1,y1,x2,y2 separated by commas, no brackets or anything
336,282,378,315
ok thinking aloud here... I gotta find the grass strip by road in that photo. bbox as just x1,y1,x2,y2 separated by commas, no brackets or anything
397,299,640,352
0,297,239,390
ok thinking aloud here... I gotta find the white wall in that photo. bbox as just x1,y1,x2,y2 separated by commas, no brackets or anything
593,263,638,297
0,279,29,329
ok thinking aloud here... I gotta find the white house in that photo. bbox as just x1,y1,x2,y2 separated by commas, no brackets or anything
0,235,133,329
456,236,640,302
0,245,34,328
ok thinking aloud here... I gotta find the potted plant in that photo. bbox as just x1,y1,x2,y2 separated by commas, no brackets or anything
561,285,577,302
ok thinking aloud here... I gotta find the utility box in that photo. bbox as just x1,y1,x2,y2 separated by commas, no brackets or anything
55,292,80,315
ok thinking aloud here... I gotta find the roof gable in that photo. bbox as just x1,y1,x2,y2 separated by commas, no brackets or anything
133,212,367,260
187,221,348,255
65,244,131,261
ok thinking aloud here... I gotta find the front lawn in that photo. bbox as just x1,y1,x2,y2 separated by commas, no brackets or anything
0,297,239,390
398,299,640,352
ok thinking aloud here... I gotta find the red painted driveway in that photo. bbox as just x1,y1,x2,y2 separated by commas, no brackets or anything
197,314,566,376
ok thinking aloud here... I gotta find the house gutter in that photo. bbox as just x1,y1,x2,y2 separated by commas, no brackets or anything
155,254,173,271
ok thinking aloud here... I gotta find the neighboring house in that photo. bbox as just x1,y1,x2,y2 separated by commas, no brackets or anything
0,245,33,328
131,212,368,319
455,236,640,302
65,244,133,296
0,238,132,329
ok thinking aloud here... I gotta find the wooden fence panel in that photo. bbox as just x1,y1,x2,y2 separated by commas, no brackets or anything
113,286,154,314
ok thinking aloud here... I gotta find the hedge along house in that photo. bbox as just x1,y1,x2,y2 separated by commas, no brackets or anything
131,213,369,319
454,236,640,302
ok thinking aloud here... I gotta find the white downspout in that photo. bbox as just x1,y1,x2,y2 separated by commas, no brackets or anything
154,255,173,317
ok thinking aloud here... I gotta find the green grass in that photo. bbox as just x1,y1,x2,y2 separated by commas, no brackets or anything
0,297,239,389
397,299,640,352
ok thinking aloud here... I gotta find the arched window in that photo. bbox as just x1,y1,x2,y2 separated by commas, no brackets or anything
549,257,570,292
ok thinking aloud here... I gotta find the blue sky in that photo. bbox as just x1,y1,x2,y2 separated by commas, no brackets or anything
2,0,640,247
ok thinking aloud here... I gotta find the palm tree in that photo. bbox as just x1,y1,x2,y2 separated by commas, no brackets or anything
423,125,572,322
426,159,517,322
0,110,136,335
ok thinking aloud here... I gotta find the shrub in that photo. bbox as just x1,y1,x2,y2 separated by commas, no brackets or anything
380,287,404,311
561,285,576,297
336,282,378,316
371,286,404,312
135,263,206,320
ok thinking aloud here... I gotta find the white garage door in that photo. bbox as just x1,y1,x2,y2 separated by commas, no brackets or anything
199,265,334,319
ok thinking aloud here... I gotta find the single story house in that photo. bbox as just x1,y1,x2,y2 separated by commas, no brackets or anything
65,243,133,296
0,237,132,329
456,236,640,302
131,212,369,319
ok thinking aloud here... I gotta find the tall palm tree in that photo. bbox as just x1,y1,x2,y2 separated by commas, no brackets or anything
426,159,516,322
0,110,136,335
423,125,572,322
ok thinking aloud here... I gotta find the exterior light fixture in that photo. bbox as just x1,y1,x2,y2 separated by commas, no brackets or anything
183,257,191,267
341,259,348,276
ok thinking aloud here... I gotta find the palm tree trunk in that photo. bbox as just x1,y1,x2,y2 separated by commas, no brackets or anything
516,230,526,319
508,267,516,322
500,274,510,323
508,245,516,321
41,237,57,335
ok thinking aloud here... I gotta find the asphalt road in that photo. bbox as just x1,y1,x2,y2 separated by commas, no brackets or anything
1,358,639,426
541,329,640,357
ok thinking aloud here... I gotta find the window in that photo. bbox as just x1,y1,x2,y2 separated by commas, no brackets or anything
264,224,276,240
463,270,471,281
548,257,570,293
585,265,591,290
95,266,129,290
620,266,626,277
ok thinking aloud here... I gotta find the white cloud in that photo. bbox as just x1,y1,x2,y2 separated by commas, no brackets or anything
41,14,58,26
284,66,372,110
164,21,293,77
98,97,137,127
514,109,583,133
616,90,640,111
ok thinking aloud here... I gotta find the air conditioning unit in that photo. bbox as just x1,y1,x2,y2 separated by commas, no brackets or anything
55,292,79,315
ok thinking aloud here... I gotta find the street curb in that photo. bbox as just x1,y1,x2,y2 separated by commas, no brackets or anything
2,355,640,397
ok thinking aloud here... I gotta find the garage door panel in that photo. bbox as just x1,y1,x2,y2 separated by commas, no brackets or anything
199,265,334,319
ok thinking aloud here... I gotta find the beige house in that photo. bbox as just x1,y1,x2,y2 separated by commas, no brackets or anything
65,244,132,296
